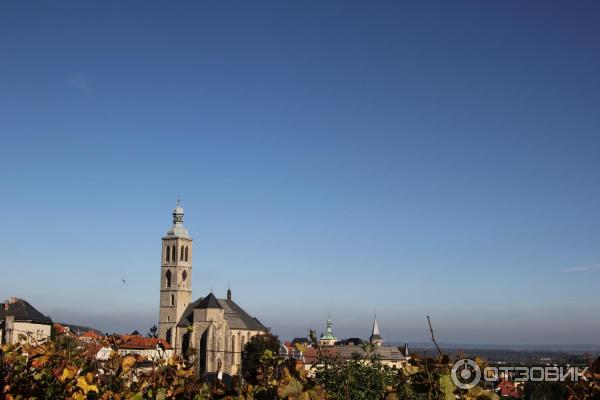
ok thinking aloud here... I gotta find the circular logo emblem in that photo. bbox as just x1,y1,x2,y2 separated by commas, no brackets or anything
451,359,481,389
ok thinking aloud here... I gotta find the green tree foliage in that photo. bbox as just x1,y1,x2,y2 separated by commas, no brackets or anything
241,333,281,384
313,341,397,400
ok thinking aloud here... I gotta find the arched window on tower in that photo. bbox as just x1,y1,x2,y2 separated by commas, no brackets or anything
166,328,172,345
185,246,189,261
171,294,174,306
182,270,187,282
166,270,171,288
166,246,170,262
180,246,184,260
171,245,176,261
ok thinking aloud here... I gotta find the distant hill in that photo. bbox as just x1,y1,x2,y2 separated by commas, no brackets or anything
388,342,600,353
58,322,103,336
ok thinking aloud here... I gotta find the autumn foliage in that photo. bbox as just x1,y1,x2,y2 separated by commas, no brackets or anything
1,333,599,400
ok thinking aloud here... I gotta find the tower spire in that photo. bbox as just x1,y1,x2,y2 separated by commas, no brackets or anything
370,315,383,347
372,315,380,336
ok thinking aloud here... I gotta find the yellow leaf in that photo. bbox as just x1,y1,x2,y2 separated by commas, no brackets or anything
76,376,99,394
402,364,420,376
121,355,136,373
73,392,86,400
59,367,77,383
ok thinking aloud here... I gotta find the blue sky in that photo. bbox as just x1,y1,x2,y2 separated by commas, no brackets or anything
1,1,599,344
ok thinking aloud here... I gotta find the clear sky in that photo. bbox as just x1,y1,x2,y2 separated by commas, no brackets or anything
1,1,599,345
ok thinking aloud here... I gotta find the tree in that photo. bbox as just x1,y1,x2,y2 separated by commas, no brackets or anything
147,324,158,338
241,333,281,384
313,341,398,400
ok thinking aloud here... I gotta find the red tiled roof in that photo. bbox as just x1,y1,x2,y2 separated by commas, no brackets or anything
80,330,102,340
53,323,66,334
118,334,141,342
302,347,320,363
119,337,173,350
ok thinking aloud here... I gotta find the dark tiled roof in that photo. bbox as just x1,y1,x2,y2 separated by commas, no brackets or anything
336,338,364,346
195,293,223,309
330,345,408,361
0,298,52,324
291,337,310,345
178,294,266,331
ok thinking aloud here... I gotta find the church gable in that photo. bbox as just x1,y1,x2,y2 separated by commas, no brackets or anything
176,295,266,331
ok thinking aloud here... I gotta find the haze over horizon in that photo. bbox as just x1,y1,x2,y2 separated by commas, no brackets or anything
1,1,599,345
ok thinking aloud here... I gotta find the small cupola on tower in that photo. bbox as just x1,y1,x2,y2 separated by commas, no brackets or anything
370,315,383,347
167,198,190,238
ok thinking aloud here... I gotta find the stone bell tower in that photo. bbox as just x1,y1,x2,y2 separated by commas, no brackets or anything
158,200,192,349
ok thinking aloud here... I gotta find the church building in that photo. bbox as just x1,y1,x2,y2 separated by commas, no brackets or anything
158,202,267,375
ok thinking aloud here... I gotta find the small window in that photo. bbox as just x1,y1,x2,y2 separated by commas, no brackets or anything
180,246,184,260
166,246,170,262
171,245,176,261
185,246,189,261
166,270,172,288
182,270,187,282
171,294,175,306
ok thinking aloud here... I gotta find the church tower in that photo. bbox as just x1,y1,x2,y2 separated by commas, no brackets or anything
158,201,192,349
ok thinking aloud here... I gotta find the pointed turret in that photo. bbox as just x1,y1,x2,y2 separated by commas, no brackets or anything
403,342,409,357
370,315,383,347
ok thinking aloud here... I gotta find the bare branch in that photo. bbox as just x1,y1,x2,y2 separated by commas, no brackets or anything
427,315,443,356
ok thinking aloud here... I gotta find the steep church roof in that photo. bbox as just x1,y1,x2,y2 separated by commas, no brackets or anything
370,317,382,340
0,298,52,324
194,293,222,309
179,293,266,331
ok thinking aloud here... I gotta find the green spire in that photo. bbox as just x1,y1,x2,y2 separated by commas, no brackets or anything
321,315,337,341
